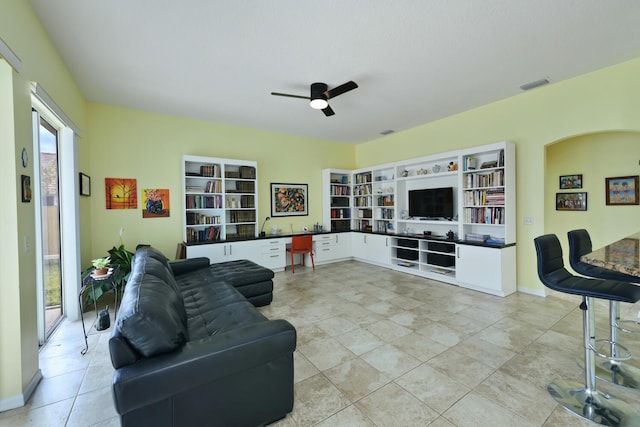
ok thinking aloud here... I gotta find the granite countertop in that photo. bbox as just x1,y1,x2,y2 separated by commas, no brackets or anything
581,232,640,277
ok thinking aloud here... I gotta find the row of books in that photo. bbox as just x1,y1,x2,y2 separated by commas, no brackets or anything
463,207,505,224
330,209,350,219
376,195,394,206
354,197,371,207
463,169,504,188
186,226,221,243
226,181,255,193
228,210,256,223
354,173,371,184
226,224,255,240
186,212,221,225
223,166,256,179
185,195,223,209
353,184,371,196
199,164,221,178
378,207,394,219
330,185,351,196
463,189,505,206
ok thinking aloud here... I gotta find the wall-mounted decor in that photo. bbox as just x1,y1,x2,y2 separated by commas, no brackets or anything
105,178,138,209
142,188,170,218
270,183,308,217
556,192,587,211
559,174,582,189
605,175,639,206
21,175,32,202
79,173,91,196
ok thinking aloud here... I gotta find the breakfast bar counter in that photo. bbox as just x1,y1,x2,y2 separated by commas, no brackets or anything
581,232,640,277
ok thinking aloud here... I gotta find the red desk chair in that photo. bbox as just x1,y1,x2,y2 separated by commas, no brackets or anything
287,235,314,273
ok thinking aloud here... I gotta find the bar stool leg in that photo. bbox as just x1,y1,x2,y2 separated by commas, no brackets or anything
547,297,640,426
592,301,640,389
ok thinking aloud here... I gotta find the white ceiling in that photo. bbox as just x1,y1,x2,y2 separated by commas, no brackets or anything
29,0,640,144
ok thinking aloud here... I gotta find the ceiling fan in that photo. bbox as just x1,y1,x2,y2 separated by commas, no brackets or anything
271,81,358,116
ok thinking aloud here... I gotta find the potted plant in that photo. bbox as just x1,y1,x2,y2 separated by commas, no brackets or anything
91,257,110,275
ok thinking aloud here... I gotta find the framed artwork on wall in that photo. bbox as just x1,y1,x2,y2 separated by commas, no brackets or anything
105,178,138,209
270,183,308,217
21,175,32,203
559,174,582,189
79,173,91,196
605,175,639,206
556,192,587,211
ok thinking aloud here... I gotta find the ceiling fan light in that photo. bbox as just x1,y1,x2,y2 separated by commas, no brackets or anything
310,98,328,109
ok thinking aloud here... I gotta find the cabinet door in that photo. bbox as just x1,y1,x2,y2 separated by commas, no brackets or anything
352,233,390,266
185,243,226,263
456,244,515,296
334,233,352,259
227,240,259,262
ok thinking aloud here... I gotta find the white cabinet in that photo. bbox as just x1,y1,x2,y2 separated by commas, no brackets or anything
259,238,286,271
390,237,457,285
186,240,258,264
182,155,257,244
456,244,516,296
313,233,352,263
352,233,391,266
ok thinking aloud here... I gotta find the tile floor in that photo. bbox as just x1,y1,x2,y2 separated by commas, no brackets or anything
2,260,640,426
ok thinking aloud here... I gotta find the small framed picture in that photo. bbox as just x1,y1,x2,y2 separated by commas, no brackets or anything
21,175,32,203
270,183,308,217
605,175,639,206
556,192,587,211
559,174,582,189
79,173,91,196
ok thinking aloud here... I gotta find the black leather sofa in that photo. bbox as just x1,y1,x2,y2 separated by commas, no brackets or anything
109,246,297,426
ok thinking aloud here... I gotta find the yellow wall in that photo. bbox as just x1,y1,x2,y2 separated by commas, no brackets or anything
546,131,640,263
1,1,87,408
356,58,640,294
87,104,354,258
3,0,640,408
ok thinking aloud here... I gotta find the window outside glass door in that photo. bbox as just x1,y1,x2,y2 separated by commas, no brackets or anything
39,117,63,337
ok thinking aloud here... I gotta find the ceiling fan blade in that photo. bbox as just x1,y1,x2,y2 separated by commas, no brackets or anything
325,81,358,99
270,92,310,100
322,105,335,117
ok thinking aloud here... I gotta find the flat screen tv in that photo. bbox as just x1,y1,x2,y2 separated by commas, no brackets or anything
408,187,454,219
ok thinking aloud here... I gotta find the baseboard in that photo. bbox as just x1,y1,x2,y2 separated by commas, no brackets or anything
516,286,546,297
0,369,42,412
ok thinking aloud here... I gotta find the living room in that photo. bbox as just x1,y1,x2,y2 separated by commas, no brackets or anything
2,2,640,425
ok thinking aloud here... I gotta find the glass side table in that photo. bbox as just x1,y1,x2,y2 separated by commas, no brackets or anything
79,265,120,355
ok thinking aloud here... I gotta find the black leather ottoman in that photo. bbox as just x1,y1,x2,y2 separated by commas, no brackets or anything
207,259,275,306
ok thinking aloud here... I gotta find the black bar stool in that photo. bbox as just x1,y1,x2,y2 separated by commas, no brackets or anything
568,229,640,389
535,234,640,425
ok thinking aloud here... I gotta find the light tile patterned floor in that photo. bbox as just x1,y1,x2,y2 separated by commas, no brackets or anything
2,260,640,426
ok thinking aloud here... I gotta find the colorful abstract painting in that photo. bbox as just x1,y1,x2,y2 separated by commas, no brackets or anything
105,178,137,209
142,188,170,218
270,183,308,217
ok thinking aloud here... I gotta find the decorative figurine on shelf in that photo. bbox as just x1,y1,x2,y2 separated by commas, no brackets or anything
447,162,458,171
446,230,455,240
401,169,409,177
432,164,441,173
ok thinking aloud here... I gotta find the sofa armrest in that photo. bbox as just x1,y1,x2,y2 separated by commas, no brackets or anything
168,257,210,276
111,319,296,415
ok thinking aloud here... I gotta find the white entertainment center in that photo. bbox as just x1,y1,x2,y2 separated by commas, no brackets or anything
183,142,516,297
322,141,516,296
